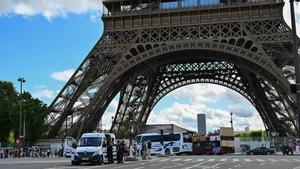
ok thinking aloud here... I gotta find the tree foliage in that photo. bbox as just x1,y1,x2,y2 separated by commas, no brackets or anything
0,81,48,146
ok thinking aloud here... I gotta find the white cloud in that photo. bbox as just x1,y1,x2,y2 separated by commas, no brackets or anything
148,84,264,133
172,84,227,104
51,68,75,81
33,85,55,99
0,0,102,20
101,98,119,129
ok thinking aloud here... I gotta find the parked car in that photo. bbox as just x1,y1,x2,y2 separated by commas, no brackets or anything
246,147,275,155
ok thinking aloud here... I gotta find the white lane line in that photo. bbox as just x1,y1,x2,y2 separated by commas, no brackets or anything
211,163,223,168
133,167,144,169
293,159,300,162
256,159,265,162
268,159,278,162
220,158,227,162
197,159,204,162
160,159,169,162
183,163,204,169
244,159,251,162
183,159,192,162
233,159,239,162
171,158,181,162
208,159,215,162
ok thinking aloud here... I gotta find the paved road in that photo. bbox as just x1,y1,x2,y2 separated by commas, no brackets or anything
0,155,300,169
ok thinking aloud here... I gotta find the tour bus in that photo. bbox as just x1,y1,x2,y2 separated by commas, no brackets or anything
70,132,117,165
135,132,193,155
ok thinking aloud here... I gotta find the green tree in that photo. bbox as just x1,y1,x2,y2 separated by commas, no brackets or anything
0,81,19,145
0,81,48,146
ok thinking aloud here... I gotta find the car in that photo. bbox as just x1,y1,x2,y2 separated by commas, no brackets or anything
246,147,275,155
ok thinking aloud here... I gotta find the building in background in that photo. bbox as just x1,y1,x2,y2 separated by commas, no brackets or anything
244,126,250,132
140,124,194,134
197,114,206,135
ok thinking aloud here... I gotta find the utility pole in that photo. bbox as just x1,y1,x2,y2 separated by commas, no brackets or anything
18,77,25,158
290,0,300,137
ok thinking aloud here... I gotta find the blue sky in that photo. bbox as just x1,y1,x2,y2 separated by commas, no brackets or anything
0,0,299,133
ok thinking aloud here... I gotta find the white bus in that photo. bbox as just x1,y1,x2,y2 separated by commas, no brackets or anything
135,132,193,155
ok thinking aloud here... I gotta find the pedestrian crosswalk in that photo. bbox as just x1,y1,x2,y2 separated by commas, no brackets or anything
152,157,300,163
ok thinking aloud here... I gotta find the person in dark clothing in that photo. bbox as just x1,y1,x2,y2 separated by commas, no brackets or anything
117,141,124,163
107,142,114,164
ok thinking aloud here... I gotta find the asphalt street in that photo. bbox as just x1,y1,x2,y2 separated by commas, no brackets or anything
0,155,300,169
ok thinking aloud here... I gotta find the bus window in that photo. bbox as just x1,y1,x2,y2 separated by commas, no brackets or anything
183,133,193,143
173,134,180,141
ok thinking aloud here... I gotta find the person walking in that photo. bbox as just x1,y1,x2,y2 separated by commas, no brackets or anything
147,140,152,159
107,141,114,164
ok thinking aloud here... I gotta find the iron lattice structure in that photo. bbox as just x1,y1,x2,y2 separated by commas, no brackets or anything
46,0,300,138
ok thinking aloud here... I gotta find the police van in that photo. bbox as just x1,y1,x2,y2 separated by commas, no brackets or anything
70,132,116,165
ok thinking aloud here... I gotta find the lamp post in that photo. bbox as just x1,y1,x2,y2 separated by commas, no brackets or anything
230,112,233,128
18,77,25,158
290,0,300,137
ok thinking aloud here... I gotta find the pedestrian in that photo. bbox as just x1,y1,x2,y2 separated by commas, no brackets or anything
47,149,51,158
142,142,147,160
107,141,114,164
133,144,137,158
147,140,152,159
117,141,124,163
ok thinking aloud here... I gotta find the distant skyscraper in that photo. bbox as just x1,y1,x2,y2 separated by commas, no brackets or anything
245,126,250,132
197,114,206,135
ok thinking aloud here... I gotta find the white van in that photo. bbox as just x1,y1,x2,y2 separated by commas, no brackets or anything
64,137,77,158
71,132,116,165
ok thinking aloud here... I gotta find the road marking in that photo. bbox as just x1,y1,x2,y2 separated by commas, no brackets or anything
244,159,251,162
183,163,204,169
211,163,223,168
293,159,300,162
197,159,204,162
171,158,181,162
183,159,192,162
208,159,215,162
220,158,227,162
233,164,241,168
133,167,144,169
233,159,239,162
160,159,169,162
256,159,265,162
268,159,278,162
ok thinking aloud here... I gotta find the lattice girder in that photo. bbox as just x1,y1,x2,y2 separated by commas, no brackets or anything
46,1,299,138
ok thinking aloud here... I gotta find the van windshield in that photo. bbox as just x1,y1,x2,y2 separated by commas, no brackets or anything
79,137,102,147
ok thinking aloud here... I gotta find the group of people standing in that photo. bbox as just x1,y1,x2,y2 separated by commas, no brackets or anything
140,140,152,160
106,140,127,164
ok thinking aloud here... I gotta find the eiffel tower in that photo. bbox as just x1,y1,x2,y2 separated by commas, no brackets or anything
46,0,299,138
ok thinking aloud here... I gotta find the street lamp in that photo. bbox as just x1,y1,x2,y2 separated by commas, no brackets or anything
17,77,25,158
230,112,233,128
290,0,300,137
